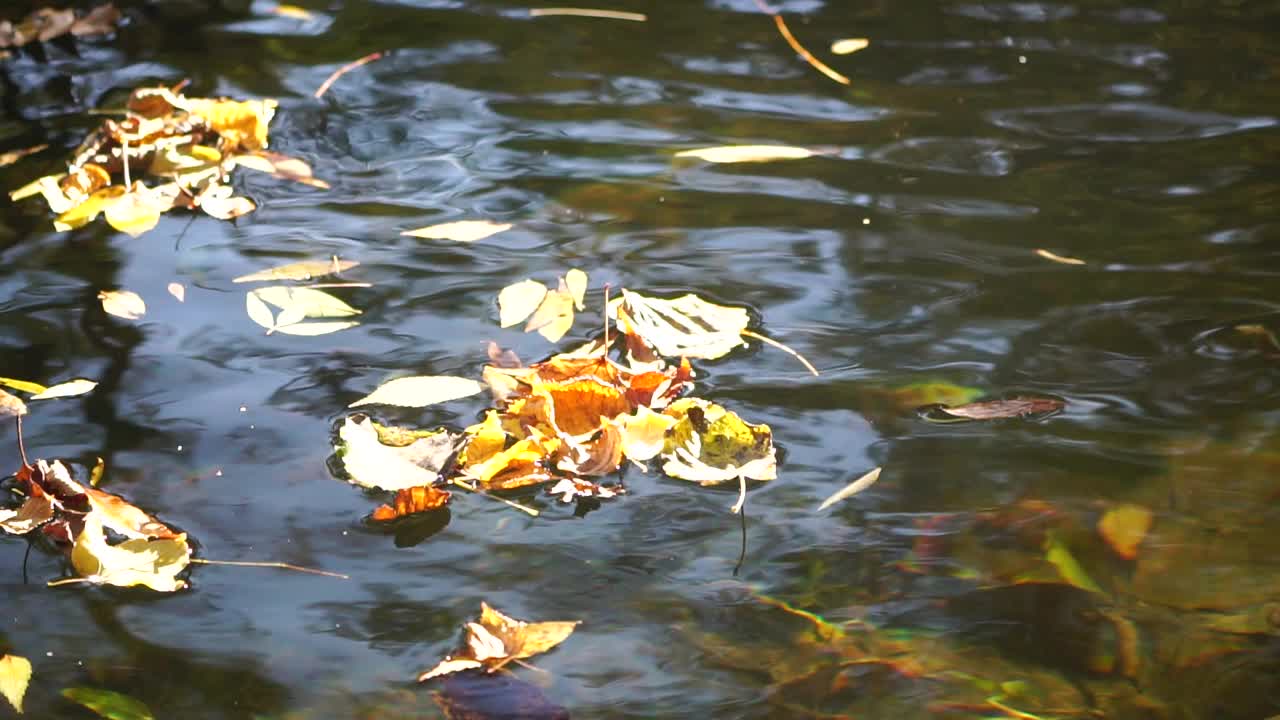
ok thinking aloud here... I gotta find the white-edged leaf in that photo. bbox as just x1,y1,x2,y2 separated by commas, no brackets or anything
609,290,749,360
498,279,548,328
674,145,817,164
401,220,512,243
816,467,882,511
349,375,485,408
30,379,97,400
98,290,146,320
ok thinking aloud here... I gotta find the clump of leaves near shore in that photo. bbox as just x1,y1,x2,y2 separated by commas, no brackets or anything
337,277,817,523
9,83,326,237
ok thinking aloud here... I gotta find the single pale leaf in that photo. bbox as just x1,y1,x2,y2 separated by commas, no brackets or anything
252,286,360,318
609,290,749,360
97,290,146,320
231,152,329,188
674,145,816,164
30,379,96,400
338,415,462,491
816,467,882,511
69,515,190,592
55,186,126,232
498,279,548,328
245,291,277,331
418,658,483,682
0,493,54,535
401,220,512,243
830,38,870,54
0,654,32,714
937,396,1065,420
167,283,185,302
197,184,256,220
103,184,166,238
233,258,358,283
512,620,580,659
564,268,588,311
271,320,359,336
526,286,575,342
61,687,155,720
0,377,47,394
349,375,484,408
1098,504,1153,560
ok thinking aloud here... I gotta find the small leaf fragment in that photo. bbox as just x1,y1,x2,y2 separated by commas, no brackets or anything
816,466,882,511
1036,248,1086,265
0,654,32,714
30,379,97,400
564,268,588,311
167,283,185,302
830,38,870,55
674,145,817,164
349,376,485,408
525,284,576,342
97,290,146,320
370,485,451,521
1097,504,1153,560
498,280,548,328
402,220,512,243
1043,533,1104,594
61,687,155,720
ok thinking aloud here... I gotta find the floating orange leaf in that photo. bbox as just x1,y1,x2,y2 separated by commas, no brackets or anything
371,485,451,521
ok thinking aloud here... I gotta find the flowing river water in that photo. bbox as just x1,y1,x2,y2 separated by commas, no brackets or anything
2,1,1279,718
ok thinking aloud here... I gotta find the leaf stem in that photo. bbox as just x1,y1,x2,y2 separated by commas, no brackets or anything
449,478,540,517
190,558,349,579
741,330,819,376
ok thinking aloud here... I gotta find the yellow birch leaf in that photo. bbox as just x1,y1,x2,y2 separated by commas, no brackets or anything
459,410,508,467
97,290,146,320
609,290,749,360
674,145,817,164
498,279,548,328
0,654,32,714
181,97,278,152
401,220,512,242
1097,504,1153,560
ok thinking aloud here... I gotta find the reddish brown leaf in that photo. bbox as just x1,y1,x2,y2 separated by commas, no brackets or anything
371,485,451,521
937,396,1065,420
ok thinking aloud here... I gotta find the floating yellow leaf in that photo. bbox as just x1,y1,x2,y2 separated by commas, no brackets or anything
0,654,32,714
401,220,512,242
498,279,548,328
30,378,97,400
246,285,360,335
830,38,870,55
69,514,191,592
270,4,315,21
458,410,508,467
662,398,776,513
233,258,358,283
1097,504,1153,560
528,7,646,21
1043,533,1104,594
462,435,558,490
609,290,748,360
179,97,278,152
1036,248,1086,265
564,268,588,310
348,375,485,408
418,602,580,681
674,145,817,164
526,283,576,342
0,144,47,167
103,182,168,237
97,290,146,320
0,377,47,395
196,183,256,220
55,186,126,232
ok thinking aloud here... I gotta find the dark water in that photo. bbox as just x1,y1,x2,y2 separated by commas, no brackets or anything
3,0,1279,718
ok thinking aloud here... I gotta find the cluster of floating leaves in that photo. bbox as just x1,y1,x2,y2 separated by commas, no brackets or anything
337,280,798,522
9,84,325,238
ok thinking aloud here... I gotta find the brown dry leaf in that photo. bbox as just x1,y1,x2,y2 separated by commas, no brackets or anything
233,257,358,283
936,396,1065,420
232,152,330,188
97,290,146,320
0,388,27,418
418,602,580,681
461,435,559,490
1097,504,1153,560
402,220,512,243
0,491,54,535
70,4,122,37
84,486,182,540
370,485,451,521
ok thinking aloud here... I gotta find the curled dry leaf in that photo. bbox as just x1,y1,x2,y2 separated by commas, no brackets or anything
402,220,512,243
674,145,817,164
0,490,54,535
338,415,464,491
371,485,452,521
935,396,1065,421
0,654,32,715
1036,248,1086,265
233,258,358,283
0,144,48,168
69,514,191,592
349,375,485,409
1097,504,1153,560
98,290,146,320
30,378,97,401
418,602,580,681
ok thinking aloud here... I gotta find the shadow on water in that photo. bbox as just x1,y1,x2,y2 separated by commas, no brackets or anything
3,0,1280,717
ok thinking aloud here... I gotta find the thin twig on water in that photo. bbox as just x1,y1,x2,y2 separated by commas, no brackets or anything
190,558,349,579
314,51,386,99
752,0,851,85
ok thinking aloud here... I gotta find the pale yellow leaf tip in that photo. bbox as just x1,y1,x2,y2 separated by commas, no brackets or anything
830,38,870,55
0,654,33,714
402,220,513,243
817,467,882,511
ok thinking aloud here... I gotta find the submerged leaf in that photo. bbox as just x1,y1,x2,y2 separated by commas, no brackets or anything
349,376,485,409
97,290,146,320
674,145,817,164
402,220,512,243
1043,533,1104,594
0,654,32,714
1097,504,1153,560
338,415,463,491
231,151,329,188
936,396,1065,421
61,687,155,720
